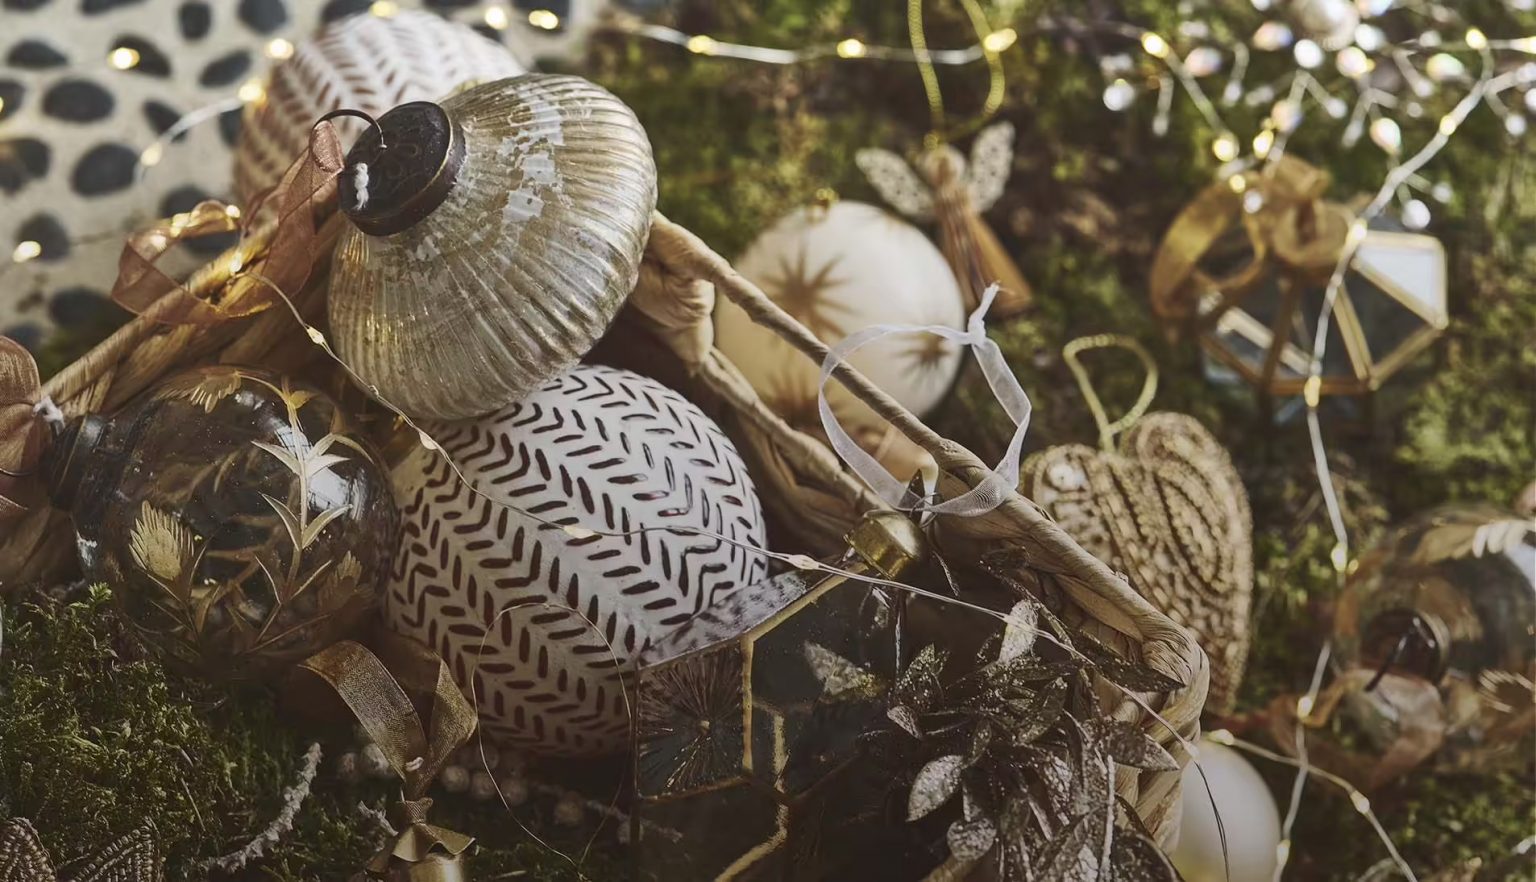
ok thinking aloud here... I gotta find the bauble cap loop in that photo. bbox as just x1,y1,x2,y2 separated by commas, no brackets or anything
337,101,466,237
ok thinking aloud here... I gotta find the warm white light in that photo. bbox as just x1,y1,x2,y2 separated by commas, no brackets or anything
1439,114,1460,135
1275,840,1293,869
1465,28,1488,51
1369,117,1402,153
1185,46,1222,76
1336,46,1372,78
1296,694,1316,718
836,38,866,59
1331,539,1352,571
1140,32,1170,59
1103,78,1135,111
686,34,718,55
983,28,1018,53
1253,128,1275,158
237,79,266,104
483,6,509,29
224,204,242,220
139,143,164,167
1294,39,1324,68
266,38,294,60
108,46,141,70
369,0,398,17
11,240,41,263
1353,24,1385,51
1253,21,1294,51
1212,131,1240,161
527,8,560,30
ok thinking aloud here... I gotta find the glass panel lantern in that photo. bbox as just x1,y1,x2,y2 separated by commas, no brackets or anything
1197,217,1447,399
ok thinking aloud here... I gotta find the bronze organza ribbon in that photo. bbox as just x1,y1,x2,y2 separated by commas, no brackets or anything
111,122,346,324
295,634,476,880
0,338,45,521
1149,155,1349,323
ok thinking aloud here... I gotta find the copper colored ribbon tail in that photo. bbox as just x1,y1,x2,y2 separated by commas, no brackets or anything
0,338,46,520
110,122,345,325
295,634,476,879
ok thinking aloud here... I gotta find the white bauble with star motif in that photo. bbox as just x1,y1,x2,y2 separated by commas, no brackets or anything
385,365,768,757
714,201,966,438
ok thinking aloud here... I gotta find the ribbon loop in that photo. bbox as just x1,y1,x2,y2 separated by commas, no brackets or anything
110,122,345,325
294,633,477,878
0,337,47,521
818,283,1031,518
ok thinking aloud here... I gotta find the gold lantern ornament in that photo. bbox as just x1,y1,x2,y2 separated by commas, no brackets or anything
1150,157,1447,403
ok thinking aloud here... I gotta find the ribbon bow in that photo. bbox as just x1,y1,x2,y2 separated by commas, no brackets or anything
294,634,477,881
818,283,1032,517
1149,155,1353,325
111,121,346,324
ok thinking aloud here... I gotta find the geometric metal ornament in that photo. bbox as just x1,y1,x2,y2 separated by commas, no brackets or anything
1200,217,1447,398
631,511,927,882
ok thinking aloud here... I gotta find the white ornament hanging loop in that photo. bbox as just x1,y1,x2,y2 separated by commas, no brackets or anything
818,283,1031,517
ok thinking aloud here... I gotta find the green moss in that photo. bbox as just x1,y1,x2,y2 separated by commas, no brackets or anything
0,588,624,880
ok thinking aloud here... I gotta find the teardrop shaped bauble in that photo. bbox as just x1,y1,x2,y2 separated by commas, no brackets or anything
385,365,767,756
327,74,658,421
233,10,527,202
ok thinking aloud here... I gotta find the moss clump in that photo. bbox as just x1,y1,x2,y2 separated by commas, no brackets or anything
0,587,624,880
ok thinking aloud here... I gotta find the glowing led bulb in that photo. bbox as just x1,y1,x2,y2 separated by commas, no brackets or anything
266,38,294,60
1102,78,1135,111
1253,128,1275,158
1402,198,1431,229
1207,728,1236,745
224,204,242,220
139,143,163,168
1369,117,1402,153
369,0,398,17
1140,32,1170,59
527,9,560,30
1184,46,1222,76
1331,540,1351,572
108,46,141,70
836,38,866,58
305,326,327,346
686,34,718,55
237,79,267,104
1466,28,1488,51
983,28,1018,53
1293,39,1324,68
1211,131,1240,161
1426,53,1465,81
1253,21,1294,51
1296,694,1316,718
1336,46,1371,77
483,6,509,29
12,240,41,263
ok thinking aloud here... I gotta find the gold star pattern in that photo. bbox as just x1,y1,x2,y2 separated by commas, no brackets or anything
757,244,852,344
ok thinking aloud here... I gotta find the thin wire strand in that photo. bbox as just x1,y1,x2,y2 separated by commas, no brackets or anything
1061,334,1160,451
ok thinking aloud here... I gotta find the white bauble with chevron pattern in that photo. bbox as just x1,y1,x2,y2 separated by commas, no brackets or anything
233,10,526,202
386,364,768,756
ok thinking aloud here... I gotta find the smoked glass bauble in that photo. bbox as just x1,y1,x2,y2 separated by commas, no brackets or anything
386,364,767,756
44,366,398,681
1334,506,1535,772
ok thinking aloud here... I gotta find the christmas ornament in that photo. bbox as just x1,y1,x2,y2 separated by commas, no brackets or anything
0,818,162,882
327,74,657,421
1169,742,1280,882
1018,337,1253,712
1150,157,1447,403
857,122,1032,316
387,365,767,756
714,200,965,442
1332,506,1535,774
41,365,397,681
233,10,527,202
632,510,927,881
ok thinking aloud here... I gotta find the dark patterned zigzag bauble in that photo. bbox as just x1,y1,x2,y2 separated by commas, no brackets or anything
386,364,768,757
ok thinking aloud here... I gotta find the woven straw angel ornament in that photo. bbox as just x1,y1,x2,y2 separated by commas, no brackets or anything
856,122,1031,317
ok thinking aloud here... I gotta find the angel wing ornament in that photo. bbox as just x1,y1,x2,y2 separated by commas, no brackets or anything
856,122,1032,316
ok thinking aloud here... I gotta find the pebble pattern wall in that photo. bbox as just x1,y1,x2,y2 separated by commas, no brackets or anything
0,0,607,351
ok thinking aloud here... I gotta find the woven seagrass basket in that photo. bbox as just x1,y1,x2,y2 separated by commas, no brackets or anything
0,202,1208,847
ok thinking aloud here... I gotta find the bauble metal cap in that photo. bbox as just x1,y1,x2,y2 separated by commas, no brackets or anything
335,101,466,237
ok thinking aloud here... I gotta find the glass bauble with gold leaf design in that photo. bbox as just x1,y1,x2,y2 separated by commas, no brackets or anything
43,365,398,681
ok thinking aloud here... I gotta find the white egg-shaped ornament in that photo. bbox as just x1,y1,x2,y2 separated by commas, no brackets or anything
234,10,526,202
386,365,768,756
715,201,966,447
1170,742,1282,882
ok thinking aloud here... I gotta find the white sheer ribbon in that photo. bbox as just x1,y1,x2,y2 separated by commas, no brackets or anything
818,284,1031,517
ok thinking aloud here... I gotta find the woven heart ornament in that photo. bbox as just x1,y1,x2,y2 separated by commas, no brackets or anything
1020,338,1253,712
